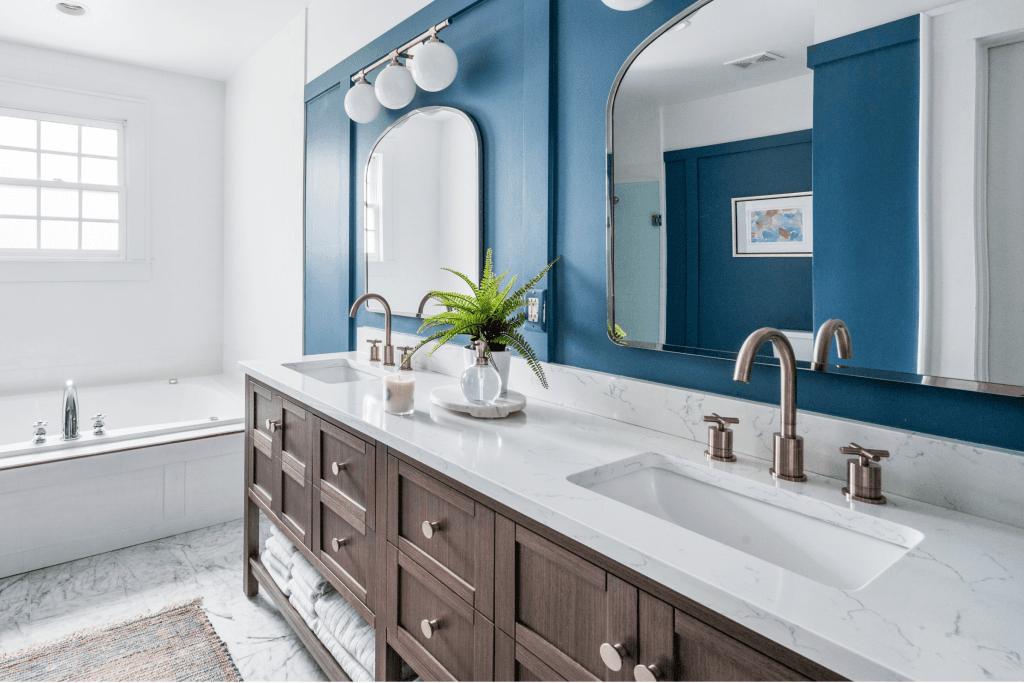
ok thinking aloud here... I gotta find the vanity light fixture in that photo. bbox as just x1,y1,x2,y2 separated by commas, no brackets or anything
375,54,417,110
409,31,459,92
343,18,458,122
55,2,88,15
344,74,382,123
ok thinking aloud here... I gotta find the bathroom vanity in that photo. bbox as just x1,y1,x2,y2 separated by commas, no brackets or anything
240,352,1024,682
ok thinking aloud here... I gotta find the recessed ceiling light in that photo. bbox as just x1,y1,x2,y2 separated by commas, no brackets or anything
55,2,88,16
670,20,691,32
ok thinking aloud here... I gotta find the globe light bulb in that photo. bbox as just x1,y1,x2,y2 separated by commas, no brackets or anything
344,79,381,123
374,58,417,110
409,38,459,92
600,0,654,10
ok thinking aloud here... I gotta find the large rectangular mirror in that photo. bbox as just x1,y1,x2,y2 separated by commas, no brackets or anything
364,106,481,317
607,0,1024,395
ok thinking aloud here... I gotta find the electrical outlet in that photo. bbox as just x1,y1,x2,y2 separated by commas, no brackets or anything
524,288,546,332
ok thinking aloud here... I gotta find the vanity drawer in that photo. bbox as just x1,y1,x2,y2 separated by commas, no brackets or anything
248,381,275,441
388,456,495,619
315,485,374,607
276,459,312,548
314,418,375,529
280,398,313,476
387,543,494,682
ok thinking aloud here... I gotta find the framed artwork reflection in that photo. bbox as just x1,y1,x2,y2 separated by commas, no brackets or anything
732,191,813,257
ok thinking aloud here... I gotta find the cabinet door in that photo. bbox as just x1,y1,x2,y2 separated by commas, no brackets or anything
279,397,313,480
276,453,312,546
634,591,809,682
495,629,568,682
314,484,374,609
496,520,637,682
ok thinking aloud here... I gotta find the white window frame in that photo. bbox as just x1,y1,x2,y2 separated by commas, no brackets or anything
365,152,384,262
0,77,149,282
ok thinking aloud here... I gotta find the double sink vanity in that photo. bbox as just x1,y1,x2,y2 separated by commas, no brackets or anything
240,350,1024,682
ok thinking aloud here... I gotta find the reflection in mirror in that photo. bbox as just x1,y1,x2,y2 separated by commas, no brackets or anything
364,106,480,317
608,0,1024,394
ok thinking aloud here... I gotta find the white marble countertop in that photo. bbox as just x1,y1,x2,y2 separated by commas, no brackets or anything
241,352,1024,682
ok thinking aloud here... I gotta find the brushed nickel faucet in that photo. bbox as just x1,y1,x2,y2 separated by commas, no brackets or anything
811,318,852,371
350,293,395,366
416,293,453,317
61,379,80,441
733,328,805,482
840,443,890,504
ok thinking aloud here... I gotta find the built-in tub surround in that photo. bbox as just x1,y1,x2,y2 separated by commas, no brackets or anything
363,326,1024,531
243,349,1024,680
0,376,244,578
0,377,243,462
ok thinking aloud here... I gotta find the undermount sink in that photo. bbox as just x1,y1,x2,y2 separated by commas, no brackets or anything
569,453,923,591
282,358,385,384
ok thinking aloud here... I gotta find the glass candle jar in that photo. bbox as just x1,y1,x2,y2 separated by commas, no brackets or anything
384,373,415,416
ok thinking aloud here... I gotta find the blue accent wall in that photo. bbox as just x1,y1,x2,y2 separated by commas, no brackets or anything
304,1,1024,452
663,131,813,353
808,15,920,374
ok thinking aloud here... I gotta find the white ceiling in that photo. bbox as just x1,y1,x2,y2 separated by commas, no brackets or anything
617,0,816,107
0,0,313,81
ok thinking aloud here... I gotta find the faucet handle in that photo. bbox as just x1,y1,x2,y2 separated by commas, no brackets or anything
92,414,107,435
703,413,739,430
366,339,382,362
840,443,889,465
32,420,47,444
397,346,414,371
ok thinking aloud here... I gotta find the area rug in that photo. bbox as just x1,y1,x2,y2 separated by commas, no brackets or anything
0,597,241,682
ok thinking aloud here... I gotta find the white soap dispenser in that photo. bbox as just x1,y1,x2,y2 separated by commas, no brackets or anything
461,340,501,405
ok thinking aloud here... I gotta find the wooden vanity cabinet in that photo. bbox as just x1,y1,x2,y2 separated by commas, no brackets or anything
244,377,842,683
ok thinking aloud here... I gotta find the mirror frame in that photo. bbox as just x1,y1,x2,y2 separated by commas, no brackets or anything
364,105,483,319
604,0,1023,397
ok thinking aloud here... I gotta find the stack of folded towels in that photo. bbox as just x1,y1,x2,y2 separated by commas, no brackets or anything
263,526,296,596
313,592,376,682
261,526,381,682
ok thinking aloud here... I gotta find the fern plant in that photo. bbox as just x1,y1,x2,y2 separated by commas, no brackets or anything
407,249,559,389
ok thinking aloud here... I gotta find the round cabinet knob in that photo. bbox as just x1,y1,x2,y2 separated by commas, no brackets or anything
331,537,347,552
600,643,627,672
265,419,281,433
420,619,440,639
331,461,347,476
634,664,662,682
421,521,441,539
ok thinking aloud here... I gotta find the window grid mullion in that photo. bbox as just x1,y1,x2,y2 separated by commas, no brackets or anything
35,121,41,249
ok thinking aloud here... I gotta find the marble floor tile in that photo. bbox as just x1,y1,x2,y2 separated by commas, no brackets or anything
0,520,336,682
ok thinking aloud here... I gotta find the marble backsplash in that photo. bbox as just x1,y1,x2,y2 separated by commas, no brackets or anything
363,327,1024,530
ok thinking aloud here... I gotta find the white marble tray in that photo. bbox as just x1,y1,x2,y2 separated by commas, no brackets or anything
430,386,526,418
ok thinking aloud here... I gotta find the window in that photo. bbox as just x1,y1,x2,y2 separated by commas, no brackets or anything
365,153,383,261
0,108,125,258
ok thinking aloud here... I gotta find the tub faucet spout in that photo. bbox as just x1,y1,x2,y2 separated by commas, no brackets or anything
62,380,80,441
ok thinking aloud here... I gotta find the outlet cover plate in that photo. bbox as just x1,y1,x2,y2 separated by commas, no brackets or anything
524,288,546,332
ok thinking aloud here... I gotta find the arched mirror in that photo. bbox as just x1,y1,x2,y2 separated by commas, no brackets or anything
364,106,481,317
607,0,1024,396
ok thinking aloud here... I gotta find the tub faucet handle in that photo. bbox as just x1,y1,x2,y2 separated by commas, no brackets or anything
92,414,107,436
32,420,47,444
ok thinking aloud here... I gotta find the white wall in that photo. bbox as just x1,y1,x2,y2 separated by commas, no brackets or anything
0,40,225,396
304,0,434,83
222,12,306,384
814,0,951,42
437,116,479,296
661,74,814,152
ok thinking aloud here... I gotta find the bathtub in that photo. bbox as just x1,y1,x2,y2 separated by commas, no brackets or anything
0,376,243,460
0,375,245,578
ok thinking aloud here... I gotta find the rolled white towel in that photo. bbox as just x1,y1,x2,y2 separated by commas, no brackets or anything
263,551,291,582
314,592,375,675
292,570,333,606
291,555,330,594
313,619,374,682
264,558,291,596
288,587,318,626
265,536,297,567
270,524,297,552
